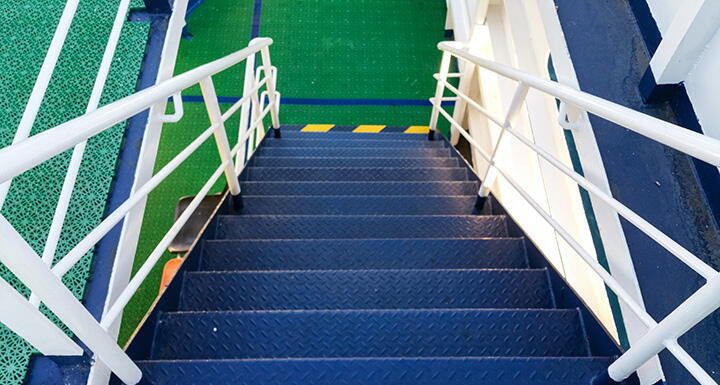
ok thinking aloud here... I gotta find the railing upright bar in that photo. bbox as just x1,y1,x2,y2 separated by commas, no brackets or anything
0,217,142,385
199,76,242,196
235,50,257,173
30,0,134,308
0,0,81,210
260,46,281,136
428,50,453,140
476,82,529,205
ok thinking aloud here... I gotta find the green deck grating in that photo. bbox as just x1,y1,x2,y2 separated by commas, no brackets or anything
0,1,149,384
121,0,449,345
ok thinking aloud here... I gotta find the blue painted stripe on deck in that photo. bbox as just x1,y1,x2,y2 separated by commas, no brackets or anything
251,0,262,38
181,95,455,107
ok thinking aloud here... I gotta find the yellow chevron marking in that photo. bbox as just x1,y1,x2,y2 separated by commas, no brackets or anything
301,124,335,132
404,126,430,134
353,125,386,133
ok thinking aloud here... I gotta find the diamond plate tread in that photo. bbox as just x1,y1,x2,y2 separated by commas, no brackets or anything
242,167,468,182
236,196,478,215
151,309,588,360
179,269,553,311
251,156,459,168
261,138,447,148
214,215,508,240
200,239,528,271
256,147,450,158
137,357,613,385
239,181,478,196
276,131,432,140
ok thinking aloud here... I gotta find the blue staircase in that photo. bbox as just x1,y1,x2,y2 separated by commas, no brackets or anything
131,128,619,384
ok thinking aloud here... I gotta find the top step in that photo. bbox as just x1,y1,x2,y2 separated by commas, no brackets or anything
278,131,432,140
262,138,446,148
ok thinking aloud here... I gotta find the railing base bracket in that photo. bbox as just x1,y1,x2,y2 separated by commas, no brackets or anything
273,128,281,139
475,195,488,211
428,130,435,141
591,372,621,385
230,193,244,211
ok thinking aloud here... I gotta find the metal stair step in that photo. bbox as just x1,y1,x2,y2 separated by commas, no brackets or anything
251,156,459,168
241,167,468,182
239,181,478,196
256,147,450,158
235,196,478,215
150,309,589,360
213,215,508,240
137,357,613,385
199,238,528,271
179,269,553,311
261,138,446,148
275,131,431,140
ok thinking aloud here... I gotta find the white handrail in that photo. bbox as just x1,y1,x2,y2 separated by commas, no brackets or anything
0,37,280,385
439,41,720,167
0,38,274,184
430,41,720,385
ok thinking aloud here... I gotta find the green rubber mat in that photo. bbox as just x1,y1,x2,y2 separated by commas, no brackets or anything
121,0,449,345
0,1,149,384
261,0,447,100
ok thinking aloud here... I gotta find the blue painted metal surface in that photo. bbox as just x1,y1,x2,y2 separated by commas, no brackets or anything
261,138,447,148
231,196,479,215
179,269,554,311
151,309,588,359
136,357,614,385
240,181,479,195
200,238,528,270
214,215,507,239
554,1,720,383
252,156,459,167
114,129,631,384
256,146,450,157
241,167,468,181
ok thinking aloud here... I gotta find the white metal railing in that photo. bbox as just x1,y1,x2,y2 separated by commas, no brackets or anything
429,41,720,385
0,37,280,384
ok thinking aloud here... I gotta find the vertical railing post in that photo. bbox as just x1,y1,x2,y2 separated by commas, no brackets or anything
475,82,529,210
199,76,243,200
429,50,453,141
260,45,281,138
235,51,257,175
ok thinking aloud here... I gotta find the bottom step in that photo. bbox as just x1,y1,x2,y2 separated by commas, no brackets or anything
137,357,612,385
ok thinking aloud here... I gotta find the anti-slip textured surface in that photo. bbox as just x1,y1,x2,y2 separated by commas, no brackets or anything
179,269,553,311
0,1,149,383
138,357,613,385
200,239,528,270
151,309,588,359
135,130,615,384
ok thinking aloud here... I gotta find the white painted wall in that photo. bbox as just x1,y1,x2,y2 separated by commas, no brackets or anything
646,0,720,140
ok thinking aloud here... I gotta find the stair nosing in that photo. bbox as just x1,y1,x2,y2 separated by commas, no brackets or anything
137,356,615,364
161,308,578,316
186,268,548,275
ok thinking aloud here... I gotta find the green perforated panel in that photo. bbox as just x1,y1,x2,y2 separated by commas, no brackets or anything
0,1,149,384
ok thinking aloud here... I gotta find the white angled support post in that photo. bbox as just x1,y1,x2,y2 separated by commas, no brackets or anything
200,76,242,197
235,52,257,174
260,45,281,138
604,274,720,385
429,50,453,141
0,217,142,385
475,82,529,210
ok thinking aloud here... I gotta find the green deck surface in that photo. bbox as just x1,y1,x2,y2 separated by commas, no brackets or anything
0,1,149,384
119,0,449,346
